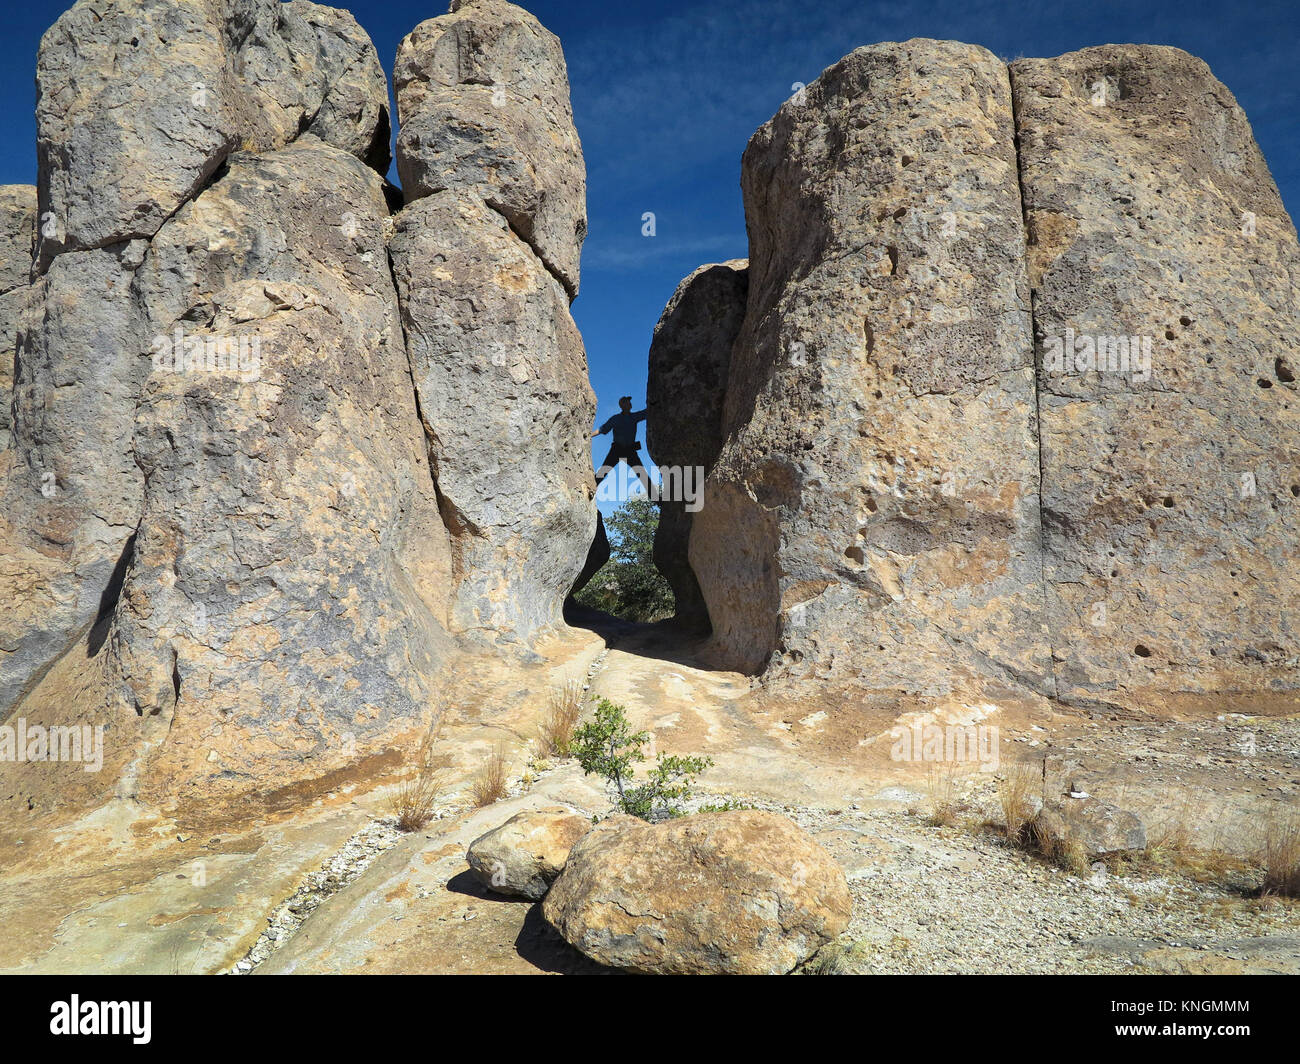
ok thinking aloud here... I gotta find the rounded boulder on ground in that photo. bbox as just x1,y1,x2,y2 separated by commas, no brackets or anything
466,806,593,900
541,809,851,974
1031,798,1147,860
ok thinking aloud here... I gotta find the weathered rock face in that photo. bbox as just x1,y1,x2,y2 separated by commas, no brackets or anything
393,0,586,297
34,0,391,268
542,811,851,974
2,0,596,815
2,243,148,713
1012,46,1300,712
466,806,592,899
666,39,1300,716
1,0,397,720
392,1,594,644
688,41,1049,697
105,141,455,808
0,185,36,452
646,260,747,630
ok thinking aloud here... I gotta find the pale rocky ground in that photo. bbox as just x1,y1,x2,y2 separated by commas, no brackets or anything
6,613,1291,975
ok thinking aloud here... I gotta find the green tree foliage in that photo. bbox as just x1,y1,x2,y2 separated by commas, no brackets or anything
570,698,712,820
574,496,675,622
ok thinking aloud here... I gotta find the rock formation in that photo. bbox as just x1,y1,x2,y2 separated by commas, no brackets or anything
645,260,747,630
2,0,399,725
391,0,595,645
0,0,595,817
659,39,1300,716
683,42,1049,700
393,0,586,297
542,810,851,974
0,186,35,453
1011,46,1300,712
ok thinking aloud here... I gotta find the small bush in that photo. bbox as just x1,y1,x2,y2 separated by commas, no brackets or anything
471,744,510,808
696,798,756,814
803,940,858,975
538,680,583,758
570,698,711,820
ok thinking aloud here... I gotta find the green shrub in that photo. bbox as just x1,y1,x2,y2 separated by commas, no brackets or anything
570,698,711,820
573,497,674,622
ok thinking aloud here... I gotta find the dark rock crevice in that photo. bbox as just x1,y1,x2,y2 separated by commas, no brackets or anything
1006,59,1060,702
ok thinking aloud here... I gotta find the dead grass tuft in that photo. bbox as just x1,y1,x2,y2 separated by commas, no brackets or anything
997,763,1039,844
1261,814,1300,897
538,680,583,758
389,732,444,832
471,744,510,808
925,766,962,827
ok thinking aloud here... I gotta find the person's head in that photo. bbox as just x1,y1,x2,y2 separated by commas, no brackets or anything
618,396,632,412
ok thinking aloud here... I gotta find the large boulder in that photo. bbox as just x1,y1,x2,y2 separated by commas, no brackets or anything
394,0,586,297
467,806,592,900
646,260,748,630
1011,45,1300,713
688,41,1048,696
542,811,851,974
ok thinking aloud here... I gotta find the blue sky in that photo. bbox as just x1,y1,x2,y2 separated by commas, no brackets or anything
3,0,1297,509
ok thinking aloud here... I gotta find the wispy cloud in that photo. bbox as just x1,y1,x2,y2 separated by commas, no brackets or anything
581,232,746,272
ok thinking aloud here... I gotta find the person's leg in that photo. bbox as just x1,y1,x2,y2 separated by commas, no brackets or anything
626,453,652,497
595,444,620,485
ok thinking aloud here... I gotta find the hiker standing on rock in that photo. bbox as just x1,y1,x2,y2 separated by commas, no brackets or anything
591,396,651,494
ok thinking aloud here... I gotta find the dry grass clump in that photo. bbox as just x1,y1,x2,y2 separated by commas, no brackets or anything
1139,810,1255,890
1027,813,1090,876
1260,814,1300,897
538,680,583,758
996,763,1039,844
924,766,962,827
471,744,510,808
389,733,444,832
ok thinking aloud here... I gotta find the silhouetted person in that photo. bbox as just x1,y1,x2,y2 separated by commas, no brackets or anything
591,396,650,494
